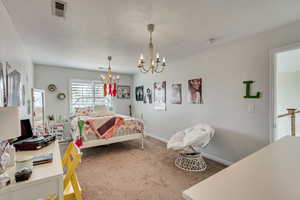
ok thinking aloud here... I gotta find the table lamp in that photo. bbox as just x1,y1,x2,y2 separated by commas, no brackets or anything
0,107,21,141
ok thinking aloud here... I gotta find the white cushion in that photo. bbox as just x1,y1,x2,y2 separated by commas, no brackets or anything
92,105,114,117
167,123,215,151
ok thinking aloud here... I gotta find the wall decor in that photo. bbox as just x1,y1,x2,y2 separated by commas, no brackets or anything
129,105,132,117
154,81,166,111
6,63,21,106
48,84,56,92
243,80,261,98
170,83,182,104
117,85,131,99
143,94,147,104
27,99,31,115
135,86,144,101
100,56,120,97
188,78,203,104
22,84,26,106
0,62,5,107
57,92,66,100
146,88,152,104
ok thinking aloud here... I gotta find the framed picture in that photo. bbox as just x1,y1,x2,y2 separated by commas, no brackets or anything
154,81,166,111
146,88,152,104
6,62,22,106
117,85,131,99
135,86,144,101
170,83,182,104
188,78,203,104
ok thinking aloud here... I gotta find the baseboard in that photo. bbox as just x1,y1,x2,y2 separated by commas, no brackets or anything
144,132,168,143
201,152,233,166
145,132,233,166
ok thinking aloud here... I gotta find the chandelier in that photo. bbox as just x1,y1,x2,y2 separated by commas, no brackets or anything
100,56,119,97
137,24,166,74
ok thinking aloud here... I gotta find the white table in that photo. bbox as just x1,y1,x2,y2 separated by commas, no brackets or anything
183,136,300,200
0,141,64,200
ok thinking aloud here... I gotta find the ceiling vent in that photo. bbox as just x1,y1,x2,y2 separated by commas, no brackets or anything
52,0,66,18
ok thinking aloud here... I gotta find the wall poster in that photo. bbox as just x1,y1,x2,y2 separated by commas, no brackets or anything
117,85,131,99
188,78,203,104
135,86,144,101
170,83,182,104
6,62,21,106
154,81,166,111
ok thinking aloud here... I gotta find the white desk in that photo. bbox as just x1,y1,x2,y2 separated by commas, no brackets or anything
183,136,300,200
0,141,64,200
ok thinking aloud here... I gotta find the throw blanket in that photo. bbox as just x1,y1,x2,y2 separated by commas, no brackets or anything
85,116,124,139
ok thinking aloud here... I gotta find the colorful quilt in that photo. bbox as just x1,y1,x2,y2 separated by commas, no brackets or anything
71,115,144,141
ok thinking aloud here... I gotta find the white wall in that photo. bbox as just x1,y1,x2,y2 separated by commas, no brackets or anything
277,71,300,139
133,21,300,164
34,64,133,119
0,1,33,119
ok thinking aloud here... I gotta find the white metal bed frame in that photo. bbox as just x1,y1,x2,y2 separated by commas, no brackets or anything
70,95,144,149
79,133,144,149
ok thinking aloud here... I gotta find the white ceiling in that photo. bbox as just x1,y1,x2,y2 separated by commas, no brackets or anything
3,0,300,73
277,48,300,72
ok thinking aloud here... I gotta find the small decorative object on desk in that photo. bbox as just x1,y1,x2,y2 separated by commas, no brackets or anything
0,142,13,188
15,168,32,182
15,155,33,182
16,156,33,171
33,153,53,165
0,174,11,189
0,141,16,173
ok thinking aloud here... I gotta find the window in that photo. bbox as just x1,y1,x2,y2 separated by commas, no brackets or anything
70,80,106,112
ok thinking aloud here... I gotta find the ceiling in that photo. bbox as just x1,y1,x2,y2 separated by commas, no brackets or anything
277,48,300,72
3,0,300,73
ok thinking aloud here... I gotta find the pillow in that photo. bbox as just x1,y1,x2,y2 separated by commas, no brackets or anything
94,105,108,113
74,107,93,116
92,105,114,117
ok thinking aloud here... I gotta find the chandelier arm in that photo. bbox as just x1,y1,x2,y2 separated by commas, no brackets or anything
139,65,150,73
154,64,165,73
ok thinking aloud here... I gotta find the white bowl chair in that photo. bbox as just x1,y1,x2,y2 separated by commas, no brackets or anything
167,123,215,172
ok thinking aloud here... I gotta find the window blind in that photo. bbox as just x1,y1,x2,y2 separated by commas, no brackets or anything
70,80,105,112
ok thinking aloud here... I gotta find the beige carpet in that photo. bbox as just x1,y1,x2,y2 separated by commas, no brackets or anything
77,137,225,200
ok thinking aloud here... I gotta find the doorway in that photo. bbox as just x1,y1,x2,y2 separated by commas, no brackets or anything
32,88,46,135
270,44,300,142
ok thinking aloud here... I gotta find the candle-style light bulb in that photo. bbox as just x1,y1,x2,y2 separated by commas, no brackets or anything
162,57,166,63
156,53,160,59
140,54,144,60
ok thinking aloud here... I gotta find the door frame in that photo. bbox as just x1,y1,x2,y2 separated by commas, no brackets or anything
32,88,46,134
269,42,300,143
